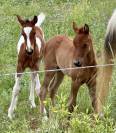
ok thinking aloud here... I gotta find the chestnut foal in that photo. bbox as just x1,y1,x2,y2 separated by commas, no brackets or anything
39,22,98,117
8,13,45,119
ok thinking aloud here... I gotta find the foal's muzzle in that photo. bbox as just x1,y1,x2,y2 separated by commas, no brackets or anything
26,49,33,55
74,60,82,67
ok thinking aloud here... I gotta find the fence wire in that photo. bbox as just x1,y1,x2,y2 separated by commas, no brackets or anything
0,63,115,77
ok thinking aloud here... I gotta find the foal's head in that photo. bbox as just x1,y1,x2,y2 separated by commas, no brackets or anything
73,22,93,67
17,15,38,55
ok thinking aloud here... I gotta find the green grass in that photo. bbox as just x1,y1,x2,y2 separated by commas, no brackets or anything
0,0,116,132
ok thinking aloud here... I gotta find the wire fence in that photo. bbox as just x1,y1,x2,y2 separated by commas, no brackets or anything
0,63,115,77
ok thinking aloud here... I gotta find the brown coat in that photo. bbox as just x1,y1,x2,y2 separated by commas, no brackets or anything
39,22,98,116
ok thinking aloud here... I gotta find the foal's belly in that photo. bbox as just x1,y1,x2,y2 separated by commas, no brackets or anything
56,54,87,79
56,51,74,76
56,56,75,77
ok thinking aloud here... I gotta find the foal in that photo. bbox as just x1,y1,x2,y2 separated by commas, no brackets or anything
8,13,45,119
39,22,98,116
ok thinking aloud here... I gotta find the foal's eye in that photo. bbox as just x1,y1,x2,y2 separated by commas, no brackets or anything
32,30,36,35
82,43,87,48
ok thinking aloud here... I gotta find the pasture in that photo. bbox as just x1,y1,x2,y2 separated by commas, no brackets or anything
0,0,116,132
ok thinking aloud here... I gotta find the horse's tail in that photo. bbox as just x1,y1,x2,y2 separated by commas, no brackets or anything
97,10,116,113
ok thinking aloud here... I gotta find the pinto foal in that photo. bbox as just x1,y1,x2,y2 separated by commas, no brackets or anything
39,22,98,117
8,13,45,119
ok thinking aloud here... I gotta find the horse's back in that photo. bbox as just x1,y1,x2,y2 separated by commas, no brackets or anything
45,35,73,51
45,35,73,57
44,35,74,70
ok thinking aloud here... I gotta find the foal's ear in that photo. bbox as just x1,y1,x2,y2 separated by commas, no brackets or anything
73,22,78,33
32,16,38,25
83,24,89,34
17,15,25,27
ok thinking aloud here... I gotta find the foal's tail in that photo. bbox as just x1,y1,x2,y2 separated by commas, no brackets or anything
97,10,116,113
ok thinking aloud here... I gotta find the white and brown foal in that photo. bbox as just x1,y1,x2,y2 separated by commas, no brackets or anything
8,13,45,119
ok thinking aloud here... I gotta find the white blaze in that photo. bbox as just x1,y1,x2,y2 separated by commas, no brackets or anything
24,27,32,52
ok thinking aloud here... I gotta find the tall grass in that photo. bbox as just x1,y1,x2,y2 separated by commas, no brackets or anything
0,0,116,132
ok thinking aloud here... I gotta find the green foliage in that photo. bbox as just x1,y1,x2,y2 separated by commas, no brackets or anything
0,0,116,132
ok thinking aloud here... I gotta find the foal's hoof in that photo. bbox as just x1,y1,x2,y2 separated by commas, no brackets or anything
8,111,15,120
30,103,36,108
8,108,13,120
29,100,36,108
98,112,104,118
42,115,48,122
8,113,13,120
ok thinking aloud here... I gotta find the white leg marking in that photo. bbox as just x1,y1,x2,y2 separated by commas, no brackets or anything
35,74,41,96
43,107,48,121
36,37,41,52
44,107,47,114
8,76,21,119
29,73,36,108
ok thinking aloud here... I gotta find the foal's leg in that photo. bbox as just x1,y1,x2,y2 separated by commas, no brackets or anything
87,78,98,113
8,68,23,119
68,80,81,113
32,64,41,96
39,71,55,115
49,71,64,106
29,73,36,108
35,73,41,96
29,73,41,108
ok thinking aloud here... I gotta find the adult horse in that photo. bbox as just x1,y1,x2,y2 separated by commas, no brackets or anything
97,10,116,113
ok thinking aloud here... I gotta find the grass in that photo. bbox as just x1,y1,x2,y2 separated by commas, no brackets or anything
0,0,116,132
